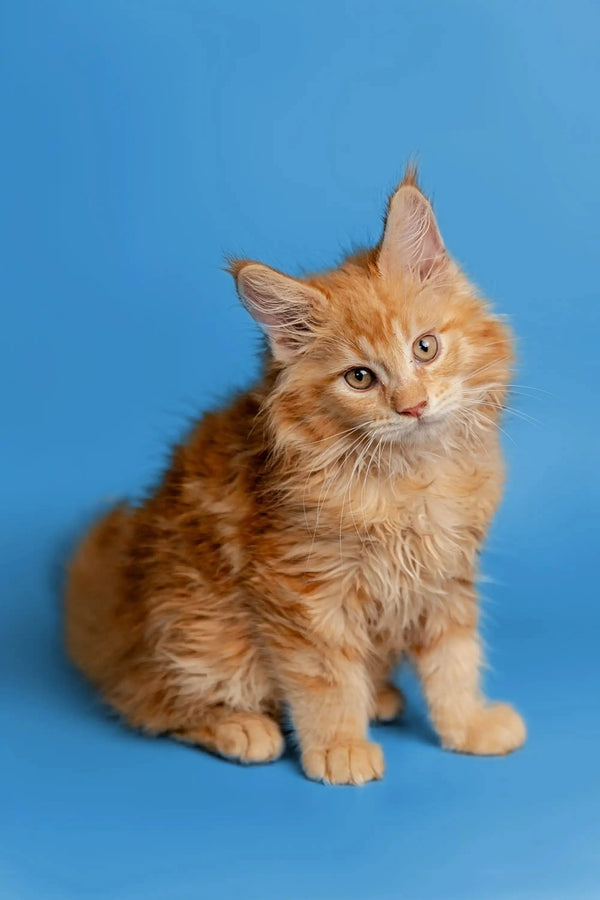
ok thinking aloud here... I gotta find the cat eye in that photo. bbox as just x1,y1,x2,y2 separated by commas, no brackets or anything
413,333,439,363
344,367,377,390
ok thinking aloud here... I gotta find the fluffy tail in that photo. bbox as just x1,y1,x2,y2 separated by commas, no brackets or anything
64,503,135,688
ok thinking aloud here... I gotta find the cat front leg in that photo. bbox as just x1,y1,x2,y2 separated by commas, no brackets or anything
410,583,526,755
277,643,384,785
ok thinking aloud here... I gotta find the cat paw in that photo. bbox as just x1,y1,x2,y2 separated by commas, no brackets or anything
177,712,284,763
373,684,405,722
214,713,284,763
443,703,526,756
302,740,384,785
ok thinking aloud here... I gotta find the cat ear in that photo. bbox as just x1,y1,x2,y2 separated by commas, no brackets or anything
231,261,326,362
378,173,449,282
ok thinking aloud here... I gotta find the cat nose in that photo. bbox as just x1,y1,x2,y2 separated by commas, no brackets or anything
397,400,428,418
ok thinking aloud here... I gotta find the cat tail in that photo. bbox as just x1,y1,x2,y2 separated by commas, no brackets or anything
64,503,135,688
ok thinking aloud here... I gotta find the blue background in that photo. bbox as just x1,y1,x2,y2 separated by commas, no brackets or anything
1,1,599,898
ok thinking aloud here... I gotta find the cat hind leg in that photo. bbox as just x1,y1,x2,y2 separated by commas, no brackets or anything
373,683,405,722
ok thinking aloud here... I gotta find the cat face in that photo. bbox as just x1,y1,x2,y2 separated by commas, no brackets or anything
232,170,512,453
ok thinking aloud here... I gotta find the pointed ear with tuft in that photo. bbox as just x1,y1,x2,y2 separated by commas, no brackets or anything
378,179,450,282
230,261,326,362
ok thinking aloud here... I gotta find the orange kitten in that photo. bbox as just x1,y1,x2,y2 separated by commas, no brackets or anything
65,168,526,785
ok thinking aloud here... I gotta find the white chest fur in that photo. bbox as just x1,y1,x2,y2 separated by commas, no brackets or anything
348,454,502,639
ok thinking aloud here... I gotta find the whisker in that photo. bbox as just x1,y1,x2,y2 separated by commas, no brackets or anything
301,423,368,446
476,401,542,426
461,382,551,400
467,358,511,381
471,409,517,446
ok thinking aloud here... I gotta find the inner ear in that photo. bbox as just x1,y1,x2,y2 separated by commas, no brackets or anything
232,261,326,362
378,183,448,282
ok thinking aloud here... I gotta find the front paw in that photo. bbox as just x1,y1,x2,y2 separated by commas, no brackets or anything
443,703,526,756
302,740,384,785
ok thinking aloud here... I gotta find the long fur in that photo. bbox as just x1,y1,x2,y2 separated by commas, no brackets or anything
65,170,525,784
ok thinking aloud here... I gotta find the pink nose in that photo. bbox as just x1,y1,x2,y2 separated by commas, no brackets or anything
398,400,428,418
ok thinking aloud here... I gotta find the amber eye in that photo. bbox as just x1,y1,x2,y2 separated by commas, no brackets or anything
344,367,376,390
413,333,439,363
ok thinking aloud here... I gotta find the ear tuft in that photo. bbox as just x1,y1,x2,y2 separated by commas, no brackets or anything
225,256,251,281
400,161,419,188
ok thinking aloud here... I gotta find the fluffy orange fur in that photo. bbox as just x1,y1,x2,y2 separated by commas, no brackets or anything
65,170,526,785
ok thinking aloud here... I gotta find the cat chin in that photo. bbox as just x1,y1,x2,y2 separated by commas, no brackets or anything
380,415,448,446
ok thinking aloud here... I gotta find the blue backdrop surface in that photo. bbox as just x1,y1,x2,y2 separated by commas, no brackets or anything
1,1,599,898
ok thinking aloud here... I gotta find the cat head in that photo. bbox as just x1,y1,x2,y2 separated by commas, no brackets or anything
230,168,512,456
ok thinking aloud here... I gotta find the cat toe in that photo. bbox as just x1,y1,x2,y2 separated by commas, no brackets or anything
302,740,384,785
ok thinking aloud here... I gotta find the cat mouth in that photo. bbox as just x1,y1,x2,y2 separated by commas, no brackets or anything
376,414,446,440
416,414,444,427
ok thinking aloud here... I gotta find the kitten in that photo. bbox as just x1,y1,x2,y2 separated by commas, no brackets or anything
65,168,526,785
